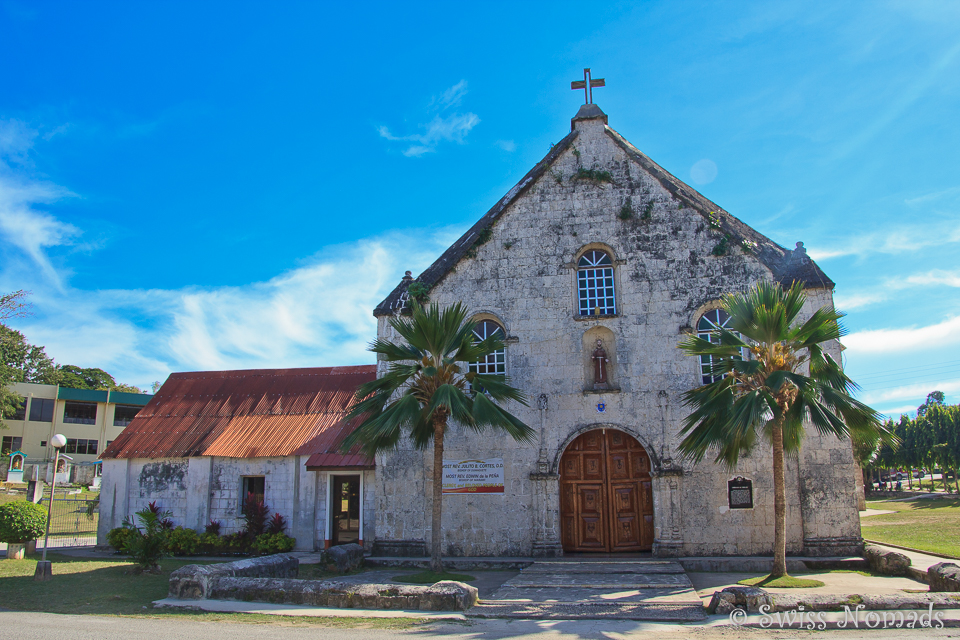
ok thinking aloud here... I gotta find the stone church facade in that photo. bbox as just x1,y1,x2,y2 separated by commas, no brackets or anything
371,103,861,559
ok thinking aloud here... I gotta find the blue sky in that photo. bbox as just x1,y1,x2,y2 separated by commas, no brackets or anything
1,1,958,417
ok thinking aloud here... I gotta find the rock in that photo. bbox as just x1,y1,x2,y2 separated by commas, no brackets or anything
204,577,478,611
169,554,299,599
706,586,773,614
864,545,911,576
929,562,960,592
326,543,364,573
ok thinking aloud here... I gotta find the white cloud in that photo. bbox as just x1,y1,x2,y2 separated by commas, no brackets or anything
495,140,516,152
379,81,480,157
0,119,79,289
834,269,960,310
11,227,464,389
807,221,960,260
844,316,960,354
433,80,468,110
860,378,960,406
690,159,718,185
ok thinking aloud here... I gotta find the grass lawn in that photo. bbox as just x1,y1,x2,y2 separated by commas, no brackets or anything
862,496,960,558
738,575,825,588
0,553,418,628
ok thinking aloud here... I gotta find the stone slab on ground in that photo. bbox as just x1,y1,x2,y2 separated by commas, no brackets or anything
930,563,960,592
480,559,705,622
365,556,534,571
153,597,466,619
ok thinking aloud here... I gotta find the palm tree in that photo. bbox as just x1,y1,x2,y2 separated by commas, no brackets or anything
340,301,534,573
677,281,896,579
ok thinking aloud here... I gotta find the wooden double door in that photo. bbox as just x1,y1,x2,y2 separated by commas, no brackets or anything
560,429,654,552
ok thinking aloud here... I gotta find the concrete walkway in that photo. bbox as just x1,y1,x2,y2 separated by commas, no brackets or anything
472,559,705,621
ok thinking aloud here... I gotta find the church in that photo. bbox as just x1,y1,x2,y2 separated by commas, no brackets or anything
99,81,862,559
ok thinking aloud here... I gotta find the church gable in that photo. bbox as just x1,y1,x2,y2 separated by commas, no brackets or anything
375,104,831,316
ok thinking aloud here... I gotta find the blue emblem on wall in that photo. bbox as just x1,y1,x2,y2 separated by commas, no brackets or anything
596,402,606,413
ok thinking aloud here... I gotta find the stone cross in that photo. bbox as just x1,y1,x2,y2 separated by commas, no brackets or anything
571,68,605,104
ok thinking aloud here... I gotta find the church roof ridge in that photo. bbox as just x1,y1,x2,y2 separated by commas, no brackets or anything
374,128,581,316
602,126,834,290
374,113,833,317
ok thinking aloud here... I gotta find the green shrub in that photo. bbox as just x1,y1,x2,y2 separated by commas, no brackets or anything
0,501,47,543
166,526,200,556
221,531,251,554
125,504,172,572
252,532,296,555
198,532,223,554
107,526,135,553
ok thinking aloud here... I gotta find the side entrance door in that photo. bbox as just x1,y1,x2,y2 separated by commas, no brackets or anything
559,429,653,552
331,475,360,546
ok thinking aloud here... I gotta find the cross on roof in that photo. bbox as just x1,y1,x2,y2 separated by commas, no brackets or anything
571,68,605,105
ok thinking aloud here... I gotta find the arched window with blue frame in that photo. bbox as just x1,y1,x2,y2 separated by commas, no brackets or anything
697,308,744,384
577,250,616,316
468,319,506,375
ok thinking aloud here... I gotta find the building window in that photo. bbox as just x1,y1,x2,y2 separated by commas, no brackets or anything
468,320,506,375
64,401,97,425
577,250,616,316
28,398,55,422
1,436,22,454
64,438,98,455
697,308,743,384
40,440,47,447
114,404,141,427
12,398,26,421
241,476,265,512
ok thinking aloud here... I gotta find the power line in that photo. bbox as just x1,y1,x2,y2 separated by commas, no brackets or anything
853,360,960,381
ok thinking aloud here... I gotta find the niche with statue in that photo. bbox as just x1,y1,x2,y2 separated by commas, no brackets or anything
581,326,619,392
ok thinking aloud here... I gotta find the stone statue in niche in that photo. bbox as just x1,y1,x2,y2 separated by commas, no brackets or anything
592,339,610,389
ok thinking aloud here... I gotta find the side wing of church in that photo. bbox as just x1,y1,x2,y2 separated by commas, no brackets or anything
372,103,861,558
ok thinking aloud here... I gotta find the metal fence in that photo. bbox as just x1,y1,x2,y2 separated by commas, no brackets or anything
40,497,98,548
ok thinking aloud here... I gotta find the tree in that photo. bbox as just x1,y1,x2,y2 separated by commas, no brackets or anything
677,281,896,579
0,290,31,322
339,302,534,573
918,391,946,417
57,365,116,390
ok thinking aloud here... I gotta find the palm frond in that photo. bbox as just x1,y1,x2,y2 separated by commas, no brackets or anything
466,373,529,405
339,392,423,456
472,392,536,443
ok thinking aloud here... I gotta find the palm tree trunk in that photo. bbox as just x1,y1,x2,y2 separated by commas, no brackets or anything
430,415,446,574
771,418,788,578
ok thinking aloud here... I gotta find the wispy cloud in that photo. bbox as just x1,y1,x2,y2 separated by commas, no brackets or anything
860,377,960,407
379,81,480,157
0,119,79,289
10,227,463,388
844,315,960,354
835,269,960,310
806,220,960,260
495,139,516,152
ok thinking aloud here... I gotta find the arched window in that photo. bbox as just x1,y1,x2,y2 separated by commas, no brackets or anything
469,320,506,375
697,308,743,384
577,250,616,316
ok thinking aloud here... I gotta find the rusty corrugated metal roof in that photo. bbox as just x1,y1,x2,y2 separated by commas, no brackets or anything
99,365,376,466
297,413,375,470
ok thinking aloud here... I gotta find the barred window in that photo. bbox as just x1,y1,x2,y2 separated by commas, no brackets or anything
697,309,743,384
468,320,506,375
577,250,616,316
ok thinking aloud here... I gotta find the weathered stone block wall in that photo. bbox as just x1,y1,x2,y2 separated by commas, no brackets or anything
208,457,296,534
374,113,856,558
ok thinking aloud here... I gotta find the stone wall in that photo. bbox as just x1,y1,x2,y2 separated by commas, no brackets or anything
98,456,321,551
373,111,860,557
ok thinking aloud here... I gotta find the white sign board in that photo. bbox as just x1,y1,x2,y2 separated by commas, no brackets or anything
442,458,504,494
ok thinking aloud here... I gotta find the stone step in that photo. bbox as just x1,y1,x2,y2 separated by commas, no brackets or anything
468,601,707,622
520,561,686,575
505,574,692,588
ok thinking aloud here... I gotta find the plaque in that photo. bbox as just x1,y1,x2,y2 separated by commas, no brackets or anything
728,477,753,509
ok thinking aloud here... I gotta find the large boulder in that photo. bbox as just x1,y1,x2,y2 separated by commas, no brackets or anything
169,554,299,599
929,562,960,592
864,545,911,576
205,577,479,611
326,543,364,573
707,585,774,615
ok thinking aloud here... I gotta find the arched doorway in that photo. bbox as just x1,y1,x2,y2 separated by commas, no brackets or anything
559,429,654,552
